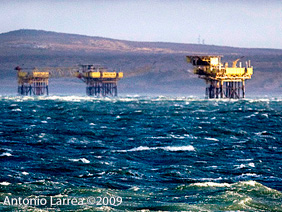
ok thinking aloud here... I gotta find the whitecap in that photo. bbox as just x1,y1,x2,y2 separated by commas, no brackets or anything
0,182,11,186
39,133,46,138
239,180,257,186
248,162,255,167
238,197,252,206
261,113,269,118
69,158,90,164
234,163,255,169
162,146,195,151
147,136,169,139
0,152,12,157
234,164,246,169
97,172,105,175
40,95,93,102
79,172,93,177
11,108,21,112
129,186,140,191
2,148,12,152
128,146,151,152
170,135,185,139
204,137,219,141
114,145,195,152
207,166,218,169
236,158,253,162
190,182,231,187
199,177,222,181
22,172,29,175
245,113,256,118
240,173,259,177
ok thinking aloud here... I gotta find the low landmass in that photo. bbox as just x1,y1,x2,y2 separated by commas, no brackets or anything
0,29,281,96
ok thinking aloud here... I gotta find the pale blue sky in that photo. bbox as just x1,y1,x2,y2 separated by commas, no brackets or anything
1,0,281,49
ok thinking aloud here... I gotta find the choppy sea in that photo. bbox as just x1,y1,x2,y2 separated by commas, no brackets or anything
0,95,281,211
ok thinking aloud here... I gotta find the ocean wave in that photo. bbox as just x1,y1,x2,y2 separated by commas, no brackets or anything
114,145,195,152
234,162,255,169
22,171,29,175
0,182,11,186
204,137,219,142
69,158,90,164
0,152,12,157
189,182,231,187
11,108,21,111
1,95,281,104
179,180,282,194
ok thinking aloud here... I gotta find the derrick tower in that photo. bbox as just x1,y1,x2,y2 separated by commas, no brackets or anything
76,65,123,97
186,56,253,99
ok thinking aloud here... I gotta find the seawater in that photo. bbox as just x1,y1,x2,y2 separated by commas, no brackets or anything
0,96,281,211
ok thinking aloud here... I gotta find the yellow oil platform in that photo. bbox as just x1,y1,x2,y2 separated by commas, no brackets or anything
15,66,49,95
186,55,253,99
75,65,123,97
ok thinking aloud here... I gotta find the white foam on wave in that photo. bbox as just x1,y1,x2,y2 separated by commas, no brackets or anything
199,177,222,181
0,95,202,104
238,197,252,206
236,158,253,162
261,113,269,118
39,95,94,102
162,146,195,151
234,162,255,169
245,113,257,118
114,145,195,152
248,98,271,103
170,135,186,139
0,182,11,186
189,180,262,189
191,182,231,187
69,158,90,164
239,180,257,186
129,186,140,191
11,108,21,112
188,180,271,190
204,137,219,142
1,95,281,103
22,171,29,175
0,152,12,157
240,173,260,177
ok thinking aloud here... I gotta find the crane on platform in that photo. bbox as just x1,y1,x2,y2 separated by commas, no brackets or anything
232,56,244,68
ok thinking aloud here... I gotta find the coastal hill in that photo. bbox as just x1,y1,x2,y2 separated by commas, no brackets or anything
0,29,281,95
0,29,281,55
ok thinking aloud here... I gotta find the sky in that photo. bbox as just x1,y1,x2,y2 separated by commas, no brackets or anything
0,0,281,49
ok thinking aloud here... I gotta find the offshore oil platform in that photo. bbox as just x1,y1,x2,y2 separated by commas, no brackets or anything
15,66,49,95
75,65,123,97
186,55,253,99
15,65,123,97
